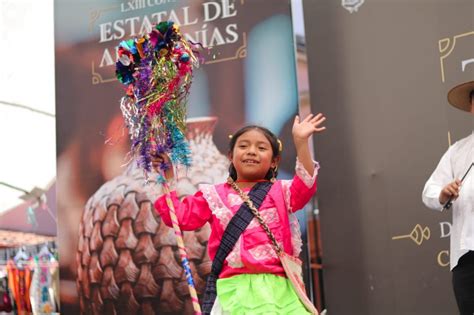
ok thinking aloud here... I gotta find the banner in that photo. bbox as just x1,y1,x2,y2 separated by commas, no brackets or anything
54,0,303,313
304,0,473,314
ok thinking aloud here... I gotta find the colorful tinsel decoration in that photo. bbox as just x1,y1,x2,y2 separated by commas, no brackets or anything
116,21,201,179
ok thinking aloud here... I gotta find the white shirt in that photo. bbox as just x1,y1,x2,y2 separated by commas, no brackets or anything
422,132,474,270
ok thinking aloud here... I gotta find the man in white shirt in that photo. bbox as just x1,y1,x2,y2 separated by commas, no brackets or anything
422,80,474,315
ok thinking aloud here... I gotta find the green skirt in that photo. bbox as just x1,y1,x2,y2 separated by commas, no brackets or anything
214,273,312,315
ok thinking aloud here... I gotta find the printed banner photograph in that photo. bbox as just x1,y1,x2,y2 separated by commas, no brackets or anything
54,0,316,314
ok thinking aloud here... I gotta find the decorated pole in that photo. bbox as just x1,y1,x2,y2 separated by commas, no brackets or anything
115,21,202,314
162,182,201,313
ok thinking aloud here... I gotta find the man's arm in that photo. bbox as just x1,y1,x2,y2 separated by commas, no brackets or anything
422,146,456,211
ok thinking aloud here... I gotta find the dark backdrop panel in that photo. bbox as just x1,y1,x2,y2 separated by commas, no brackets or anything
303,0,474,314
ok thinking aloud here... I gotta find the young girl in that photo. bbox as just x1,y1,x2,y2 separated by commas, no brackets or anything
153,113,326,314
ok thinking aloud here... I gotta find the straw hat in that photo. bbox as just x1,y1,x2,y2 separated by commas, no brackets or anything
447,81,474,112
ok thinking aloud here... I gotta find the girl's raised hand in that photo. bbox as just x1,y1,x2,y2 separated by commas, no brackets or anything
292,113,326,142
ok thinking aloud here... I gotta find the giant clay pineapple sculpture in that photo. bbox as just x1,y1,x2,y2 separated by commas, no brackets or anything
76,118,228,314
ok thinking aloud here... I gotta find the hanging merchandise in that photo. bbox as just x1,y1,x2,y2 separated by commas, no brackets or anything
0,243,60,315
7,248,33,315
0,271,13,313
29,244,58,314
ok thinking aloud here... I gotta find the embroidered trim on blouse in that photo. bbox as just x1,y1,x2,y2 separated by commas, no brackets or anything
227,193,243,207
200,184,243,268
247,207,279,229
281,180,303,257
295,158,319,188
248,244,278,261
288,212,303,257
200,184,233,228
226,238,244,268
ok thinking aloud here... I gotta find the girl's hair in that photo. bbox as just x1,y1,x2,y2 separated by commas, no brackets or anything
228,125,281,181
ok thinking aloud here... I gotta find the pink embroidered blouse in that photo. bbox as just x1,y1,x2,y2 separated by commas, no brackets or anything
154,160,319,279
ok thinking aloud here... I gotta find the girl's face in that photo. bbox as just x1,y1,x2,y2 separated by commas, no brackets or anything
230,129,277,181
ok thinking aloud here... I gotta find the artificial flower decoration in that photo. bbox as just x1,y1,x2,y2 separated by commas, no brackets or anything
115,21,201,180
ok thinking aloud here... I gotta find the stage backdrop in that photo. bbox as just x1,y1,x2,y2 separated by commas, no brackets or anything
54,0,306,314
304,0,474,314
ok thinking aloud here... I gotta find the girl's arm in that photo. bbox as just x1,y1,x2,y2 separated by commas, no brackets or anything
292,113,326,176
285,160,319,212
154,190,212,231
283,113,326,212
152,153,212,230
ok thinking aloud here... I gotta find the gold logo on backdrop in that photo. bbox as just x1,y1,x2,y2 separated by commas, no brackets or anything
439,31,474,83
437,250,449,267
392,224,431,246
341,0,365,13
91,63,116,85
89,5,120,32
205,32,247,65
